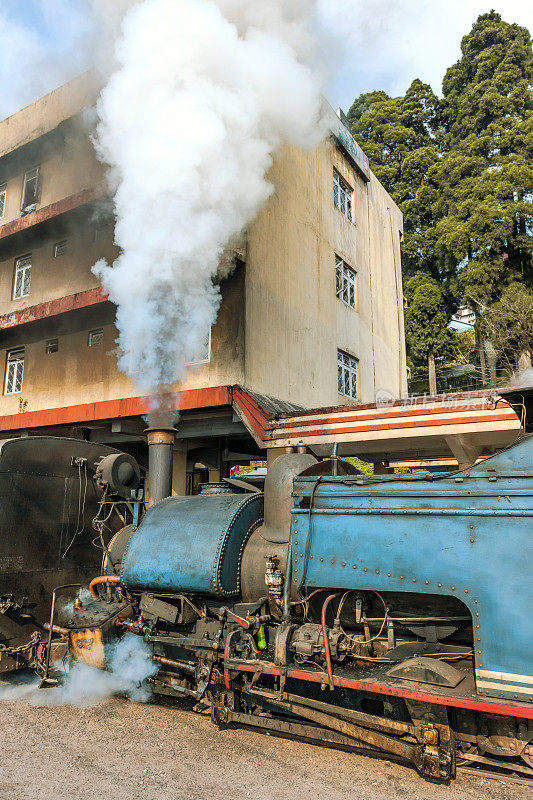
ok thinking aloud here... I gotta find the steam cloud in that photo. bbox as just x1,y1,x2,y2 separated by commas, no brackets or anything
91,0,326,397
0,634,157,707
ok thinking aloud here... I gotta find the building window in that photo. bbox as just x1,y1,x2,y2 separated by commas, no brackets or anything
46,338,58,354
88,328,104,347
338,349,358,399
13,255,32,300
333,169,353,221
21,167,39,212
335,255,356,308
4,348,24,395
187,329,212,365
54,240,67,257
93,221,111,242
0,183,6,219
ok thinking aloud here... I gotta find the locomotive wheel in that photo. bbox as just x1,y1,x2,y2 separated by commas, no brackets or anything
521,743,533,768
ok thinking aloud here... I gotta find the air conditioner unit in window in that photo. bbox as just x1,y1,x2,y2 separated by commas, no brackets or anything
20,204,37,217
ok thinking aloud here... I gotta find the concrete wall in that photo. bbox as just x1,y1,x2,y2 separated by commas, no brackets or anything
0,220,114,316
0,248,245,415
244,137,406,407
0,73,97,160
0,77,407,418
0,120,106,227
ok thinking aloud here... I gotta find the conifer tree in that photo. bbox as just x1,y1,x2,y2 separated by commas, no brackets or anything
435,12,533,379
349,80,443,279
404,275,457,395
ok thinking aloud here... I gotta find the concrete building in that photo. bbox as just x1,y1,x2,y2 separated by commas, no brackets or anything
0,74,407,491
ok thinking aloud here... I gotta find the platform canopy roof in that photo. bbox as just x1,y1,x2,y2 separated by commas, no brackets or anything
232,387,524,465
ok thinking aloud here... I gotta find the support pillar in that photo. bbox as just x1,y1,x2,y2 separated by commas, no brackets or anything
172,450,187,496
445,435,483,469
267,447,286,469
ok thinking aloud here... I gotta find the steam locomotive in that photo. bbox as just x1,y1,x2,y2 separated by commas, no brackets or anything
0,436,140,674
53,427,533,782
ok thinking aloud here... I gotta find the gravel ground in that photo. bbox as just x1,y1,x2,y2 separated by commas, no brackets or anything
0,684,530,800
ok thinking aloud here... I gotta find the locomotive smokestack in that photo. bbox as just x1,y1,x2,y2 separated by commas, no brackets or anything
146,427,176,506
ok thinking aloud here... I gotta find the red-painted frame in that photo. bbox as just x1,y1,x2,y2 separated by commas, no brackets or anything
224,659,533,720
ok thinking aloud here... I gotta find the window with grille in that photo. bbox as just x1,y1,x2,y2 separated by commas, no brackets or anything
333,169,353,221
0,183,6,219
335,255,356,308
46,338,58,354
21,167,39,211
4,348,24,395
54,240,67,257
88,328,104,347
187,329,212,365
13,256,31,299
338,349,358,399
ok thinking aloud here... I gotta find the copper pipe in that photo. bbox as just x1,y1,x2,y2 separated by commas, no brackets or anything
89,575,121,599
321,593,340,691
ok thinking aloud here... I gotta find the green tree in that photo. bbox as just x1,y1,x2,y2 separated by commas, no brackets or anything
404,278,457,395
349,80,444,279
348,12,532,394
482,282,533,375
437,11,533,282
434,12,533,379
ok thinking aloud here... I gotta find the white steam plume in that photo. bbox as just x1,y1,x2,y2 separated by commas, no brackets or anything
91,0,326,398
0,634,157,707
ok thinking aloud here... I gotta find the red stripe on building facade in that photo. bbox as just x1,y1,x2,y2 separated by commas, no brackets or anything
0,185,108,241
0,385,232,432
0,287,109,330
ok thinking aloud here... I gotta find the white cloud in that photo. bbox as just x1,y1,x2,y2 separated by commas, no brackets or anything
0,1,92,119
318,0,533,108
0,1,530,121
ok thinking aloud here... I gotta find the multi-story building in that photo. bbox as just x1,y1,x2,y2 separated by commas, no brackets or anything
0,74,407,492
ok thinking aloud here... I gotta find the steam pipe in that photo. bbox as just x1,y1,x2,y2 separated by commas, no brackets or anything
152,654,196,676
146,427,176,506
90,575,121,599
331,442,339,477
43,623,69,636
281,538,292,621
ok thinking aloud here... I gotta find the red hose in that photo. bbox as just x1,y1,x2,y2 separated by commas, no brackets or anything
89,575,121,599
321,593,339,690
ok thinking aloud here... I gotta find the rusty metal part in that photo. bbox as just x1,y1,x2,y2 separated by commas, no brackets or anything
219,607,250,629
103,525,133,576
43,623,69,636
116,617,152,636
273,622,297,666
40,583,81,687
224,707,403,753
264,555,283,615
146,427,176,506
152,654,196,676
241,529,286,604
149,676,199,699
89,575,121,599
246,689,415,738
69,627,105,669
290,622,348,664
243,687,452,779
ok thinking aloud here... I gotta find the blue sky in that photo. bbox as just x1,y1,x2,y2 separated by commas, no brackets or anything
0,0,531,119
